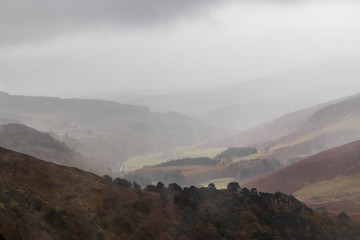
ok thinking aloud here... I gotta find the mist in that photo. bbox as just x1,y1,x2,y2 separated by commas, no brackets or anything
1,0,360,98
1,2,360,237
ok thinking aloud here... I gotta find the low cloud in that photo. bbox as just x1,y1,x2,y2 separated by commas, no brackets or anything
0,0,223,45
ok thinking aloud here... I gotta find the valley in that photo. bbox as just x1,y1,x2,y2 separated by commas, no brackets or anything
2,1,360,239
0,92,233,175
1,90,359,217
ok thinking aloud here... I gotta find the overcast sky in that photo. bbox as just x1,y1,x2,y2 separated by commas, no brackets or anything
1,0,360,97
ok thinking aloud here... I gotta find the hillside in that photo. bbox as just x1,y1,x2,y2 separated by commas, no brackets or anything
241,139,360,213
204,103,328,148
0,92,233,174
0,123,89,170
205,93,360,163
0,146,357,240
0,146,138,240
266,94,360,162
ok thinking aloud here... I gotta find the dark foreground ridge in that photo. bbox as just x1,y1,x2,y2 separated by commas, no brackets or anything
0,146,358,240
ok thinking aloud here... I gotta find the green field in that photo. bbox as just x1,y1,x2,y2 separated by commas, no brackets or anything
123,144,227,171
122,152,166,171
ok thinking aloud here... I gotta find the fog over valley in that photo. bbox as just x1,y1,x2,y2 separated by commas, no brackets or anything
1,1,360,239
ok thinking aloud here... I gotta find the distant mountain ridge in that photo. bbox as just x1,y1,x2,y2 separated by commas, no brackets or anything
0,92,234,174
94,56,360,130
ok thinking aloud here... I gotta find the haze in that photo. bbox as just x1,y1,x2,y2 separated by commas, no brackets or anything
1,0,360,98
2,2,360,234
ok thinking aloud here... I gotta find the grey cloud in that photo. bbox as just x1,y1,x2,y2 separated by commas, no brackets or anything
0,0,223,45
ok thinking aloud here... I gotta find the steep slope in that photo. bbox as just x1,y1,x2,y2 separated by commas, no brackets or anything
0,146,138,240
241,139,360,213
0,123,89,170
0,92,233,174
206,93,360,163
0,147,356,240
268,94,360,162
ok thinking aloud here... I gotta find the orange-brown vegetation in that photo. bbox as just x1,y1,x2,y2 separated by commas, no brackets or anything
1,146,358,239
241,139,360,214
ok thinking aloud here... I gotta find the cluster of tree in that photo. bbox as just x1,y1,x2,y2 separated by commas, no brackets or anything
226,158,282,179
103,175,142,190
129,157,281,186
1,145,358,240
135,182,358,240
1,173,359,240
215,147,257,160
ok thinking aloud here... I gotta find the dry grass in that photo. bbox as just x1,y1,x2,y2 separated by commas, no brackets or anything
294,173,360,203
174,144,226,158
123,152,165,171
123,144,226,171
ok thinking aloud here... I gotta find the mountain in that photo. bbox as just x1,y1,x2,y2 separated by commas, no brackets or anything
0,123,89,170
93,56,360,130
0,92,234,174
0,146,356,240
241,139,360,214
205,93,360,163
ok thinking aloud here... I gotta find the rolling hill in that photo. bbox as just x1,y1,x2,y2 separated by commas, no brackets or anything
241,139,360,214
0,146,356,240
0,123,90,170
205,92,360,163
0,92,234,174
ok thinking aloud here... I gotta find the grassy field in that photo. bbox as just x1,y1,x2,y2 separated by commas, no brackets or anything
122,152,166,171
123,144,227,171
197,178,236,189
175,144,227,158
294,173,360,202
